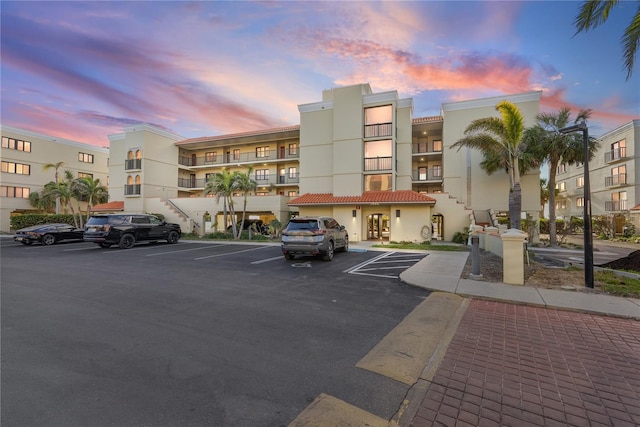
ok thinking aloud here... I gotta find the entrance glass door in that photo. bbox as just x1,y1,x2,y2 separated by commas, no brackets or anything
367,213,390,239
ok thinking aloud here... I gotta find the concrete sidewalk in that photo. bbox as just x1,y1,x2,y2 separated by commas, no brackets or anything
399,251,640,320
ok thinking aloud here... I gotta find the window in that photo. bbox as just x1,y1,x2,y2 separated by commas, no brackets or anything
555,200,567,209
233,149,240,160
418,167,427,180
78,152,94,163
78,172,93,179
205,152,217,162
288,167,298,178
255,169,269,180
1,186,30,198
576,176,584,188
1,161,30,175
289,144,298,155
557,163,566,174
576,197,584,207
255,191,269,196
556,181,566,191
364,140,392,170
432,140,442,152
256,146,269,158
364,174,392,191
364,105,393,137
432,165,442,177
2,136,31,152
288,191,298,197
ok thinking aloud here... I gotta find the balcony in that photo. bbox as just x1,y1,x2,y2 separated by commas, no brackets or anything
364,156,392,171
412,168,443,182
178,178,207,189
412,142,442,155
605,173,627,188
124,184,141,195
364,122,392,138
179,150,299,168
125,159,142,170
605,200,627,211
604,147,626,163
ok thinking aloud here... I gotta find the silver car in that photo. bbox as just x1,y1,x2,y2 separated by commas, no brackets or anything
281,216,349,261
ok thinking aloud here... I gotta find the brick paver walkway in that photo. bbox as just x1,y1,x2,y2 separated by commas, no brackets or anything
411,300,640,427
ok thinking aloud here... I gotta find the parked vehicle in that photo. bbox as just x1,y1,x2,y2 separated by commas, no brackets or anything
281,216,348,261
13,223,84,246
83,214,181,249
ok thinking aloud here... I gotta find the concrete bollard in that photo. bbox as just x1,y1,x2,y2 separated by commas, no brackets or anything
501,229,527,285
470,235,482,278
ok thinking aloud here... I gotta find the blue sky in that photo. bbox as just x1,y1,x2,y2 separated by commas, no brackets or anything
1,1,638,148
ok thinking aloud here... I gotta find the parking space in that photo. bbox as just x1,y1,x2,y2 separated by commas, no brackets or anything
346,251,428,279
0,237,429,427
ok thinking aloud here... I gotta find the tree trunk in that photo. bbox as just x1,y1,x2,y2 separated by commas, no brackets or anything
509,183,522,229
548,165,558,246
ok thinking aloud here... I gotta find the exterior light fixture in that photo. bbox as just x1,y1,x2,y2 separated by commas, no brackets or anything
352,210,357,218
559,121,593,288
396,209,401,218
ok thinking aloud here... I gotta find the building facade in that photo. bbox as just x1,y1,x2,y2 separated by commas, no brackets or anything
555,119,640,232
2,84,545,241
0,125,109,232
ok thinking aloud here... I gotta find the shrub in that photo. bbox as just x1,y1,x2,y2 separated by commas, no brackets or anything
452,227,470,244
10,214,79,231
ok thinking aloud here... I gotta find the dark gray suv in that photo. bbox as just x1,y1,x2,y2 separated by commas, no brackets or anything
83,214,181,249
281,216,348,261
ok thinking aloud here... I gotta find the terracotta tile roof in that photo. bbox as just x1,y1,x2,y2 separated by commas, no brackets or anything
412,116,443,124
91,201,124,212
176,125,301,145
289,191,436,206
631,204,640,211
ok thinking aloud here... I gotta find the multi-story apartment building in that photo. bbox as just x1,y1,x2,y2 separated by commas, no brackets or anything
0,126,109,232
555,119,640,232
2,84,545,241
104,84,542,242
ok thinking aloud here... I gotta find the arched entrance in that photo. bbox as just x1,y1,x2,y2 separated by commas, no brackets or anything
367,213,390,240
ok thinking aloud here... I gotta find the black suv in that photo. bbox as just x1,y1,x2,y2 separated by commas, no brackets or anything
84,214,181,249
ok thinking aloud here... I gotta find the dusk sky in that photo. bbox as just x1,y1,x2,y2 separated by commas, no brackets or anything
1,1,638,148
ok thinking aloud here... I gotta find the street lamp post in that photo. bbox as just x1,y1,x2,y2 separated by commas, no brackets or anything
559,121,593,288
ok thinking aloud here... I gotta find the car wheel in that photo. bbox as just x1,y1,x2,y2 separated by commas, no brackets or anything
338,236,349,252
284,253,295,260
119,234,136,249
41,234,56,246
322,241,334,261
167,230,180,244
98,243,112,248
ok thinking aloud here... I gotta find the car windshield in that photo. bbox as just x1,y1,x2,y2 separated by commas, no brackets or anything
287,220,319,231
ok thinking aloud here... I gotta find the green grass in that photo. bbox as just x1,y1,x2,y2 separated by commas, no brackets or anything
595,270,640,298
372,241,469,251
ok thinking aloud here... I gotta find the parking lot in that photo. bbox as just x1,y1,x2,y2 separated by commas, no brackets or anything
1,238,429,426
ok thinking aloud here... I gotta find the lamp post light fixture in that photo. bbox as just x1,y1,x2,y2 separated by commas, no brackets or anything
559,121,594,288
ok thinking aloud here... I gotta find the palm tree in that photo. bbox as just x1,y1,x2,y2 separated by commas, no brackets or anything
233,167,257,238
524,107,598,246
451,100,528,229
540,178,550,219
204,169,238,237
28,190,55,212
43,161,65,214
49,170,81,227
574,0,639,80
76,176,109,223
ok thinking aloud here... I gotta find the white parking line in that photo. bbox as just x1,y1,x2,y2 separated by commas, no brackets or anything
146,244,229,256
194,245,268,260
251,256,283,264
343,252,394,273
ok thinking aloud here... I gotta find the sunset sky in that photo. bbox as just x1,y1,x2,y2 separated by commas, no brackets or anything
1,1,638,148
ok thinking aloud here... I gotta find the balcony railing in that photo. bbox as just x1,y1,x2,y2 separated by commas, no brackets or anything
412,143,442,155
178,178,207,188
125,159,142,170
605,173,627,187
124,184,141,195
412,168,443,181
179,150,299,167
364,123,392,138
605,200,627,211
604,147,626,163
364,156,392,171
179,175,301,189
